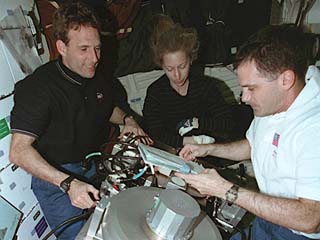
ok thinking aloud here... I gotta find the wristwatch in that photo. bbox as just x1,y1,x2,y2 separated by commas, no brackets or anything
59,175,75,193
225,184,239,204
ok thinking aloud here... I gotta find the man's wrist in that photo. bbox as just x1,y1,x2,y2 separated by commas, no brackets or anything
206,143,216,156
225,184,239,204
122,113,134,125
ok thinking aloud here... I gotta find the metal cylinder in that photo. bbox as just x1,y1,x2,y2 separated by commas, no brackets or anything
98,187,222,240
146,189,200,240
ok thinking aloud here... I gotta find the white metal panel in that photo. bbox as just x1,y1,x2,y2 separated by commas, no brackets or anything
0,134,11,170
0,0,33,20
17,203,56,240
0,41,15,96
0,92,14,119
0,194,23,240
0,1,53,238
2,41,26,83
132,70,165,92
0,164,38,216
0,0,49,78
0,6,43,75
306,0,320,24
204,66,241,103
119,70,164,115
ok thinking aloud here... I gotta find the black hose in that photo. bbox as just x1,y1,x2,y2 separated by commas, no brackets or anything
42,208,94,240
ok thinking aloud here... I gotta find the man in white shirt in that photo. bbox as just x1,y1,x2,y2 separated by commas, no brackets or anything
176,25,320,239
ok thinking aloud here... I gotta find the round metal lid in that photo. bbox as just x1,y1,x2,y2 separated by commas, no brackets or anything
101,186,222,240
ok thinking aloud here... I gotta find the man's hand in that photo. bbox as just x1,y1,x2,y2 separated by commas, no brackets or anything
68,179,100,209
175,169,231,198
179,144,211,161
120,117,153,145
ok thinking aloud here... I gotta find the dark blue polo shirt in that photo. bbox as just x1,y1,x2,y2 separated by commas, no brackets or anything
11,58,114,166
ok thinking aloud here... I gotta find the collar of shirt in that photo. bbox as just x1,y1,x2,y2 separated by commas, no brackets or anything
55,56,92,86
288,65,320,112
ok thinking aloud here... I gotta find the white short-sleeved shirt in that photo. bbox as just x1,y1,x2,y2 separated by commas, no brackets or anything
246,66,320,239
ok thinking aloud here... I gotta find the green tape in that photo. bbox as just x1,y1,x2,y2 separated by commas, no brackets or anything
0,118,10,140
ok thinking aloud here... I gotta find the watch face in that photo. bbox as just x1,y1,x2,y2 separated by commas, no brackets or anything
60,176,75,193
63,182,70,189
60,182,69,193
226,192,236,202
226,185,239,203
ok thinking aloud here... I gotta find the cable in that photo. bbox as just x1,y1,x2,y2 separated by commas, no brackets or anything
42,209,94,240
0,91,14,101
96,139,143,176
85,152,102,159
132,166,148,180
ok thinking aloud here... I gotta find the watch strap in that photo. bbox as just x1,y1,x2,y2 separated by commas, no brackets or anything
59,175,75,193
225,184,239,204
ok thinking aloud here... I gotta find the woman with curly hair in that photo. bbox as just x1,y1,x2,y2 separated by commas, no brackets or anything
143,15,235,148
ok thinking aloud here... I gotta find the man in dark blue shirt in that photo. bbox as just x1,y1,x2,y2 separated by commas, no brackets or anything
9,2,150,239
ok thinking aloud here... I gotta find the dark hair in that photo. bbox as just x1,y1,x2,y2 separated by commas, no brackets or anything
234,24,309,82
150,15,199,66
53,1,101,44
